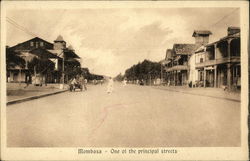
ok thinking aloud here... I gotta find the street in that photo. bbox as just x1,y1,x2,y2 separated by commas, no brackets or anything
7,83,240,147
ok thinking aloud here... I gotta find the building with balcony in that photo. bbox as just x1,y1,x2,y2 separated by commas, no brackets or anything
165,44,198,86
194,27,240,89
6,35,80,84
164,30,212,86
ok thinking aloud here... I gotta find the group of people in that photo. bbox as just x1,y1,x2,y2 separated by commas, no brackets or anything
69,76,128,94
70,75,87,91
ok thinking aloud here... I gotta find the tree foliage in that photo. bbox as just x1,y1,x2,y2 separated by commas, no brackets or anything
124,59,161,83
6,48,25,69
114,73,124,81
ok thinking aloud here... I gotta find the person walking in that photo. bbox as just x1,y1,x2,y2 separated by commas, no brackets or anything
107,77,114,94
79,75,87,91
123,79,127,86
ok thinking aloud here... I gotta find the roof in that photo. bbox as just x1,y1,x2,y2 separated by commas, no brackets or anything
228,26,240,30
192,30,212,37
195,45,206,53
195,32,240,53
172,44,199,55
30,48,61,59
9,37,53,50
220,32,240,41
55,35,65,42
47,49,64,58
64,49,80,59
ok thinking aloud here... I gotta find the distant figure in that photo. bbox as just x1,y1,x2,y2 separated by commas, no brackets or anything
71,77,77,85
100,79,104,85
123,79,127,86
79,75,87,91
107,77,114,94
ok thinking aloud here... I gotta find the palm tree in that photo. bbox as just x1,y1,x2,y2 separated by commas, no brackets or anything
6,48,25,69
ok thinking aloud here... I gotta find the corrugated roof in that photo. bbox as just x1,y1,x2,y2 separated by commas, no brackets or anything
192,30,212,37
228,26,240,30
172,44,198,55
30,48,61,59
47,49,63,58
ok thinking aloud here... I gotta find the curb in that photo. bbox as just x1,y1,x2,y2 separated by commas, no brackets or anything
7,89,68,106
153,87,241,103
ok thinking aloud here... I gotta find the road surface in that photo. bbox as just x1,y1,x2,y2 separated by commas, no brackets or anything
7,83,240,147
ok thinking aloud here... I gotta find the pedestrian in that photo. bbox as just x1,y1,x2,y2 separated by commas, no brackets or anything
107,77,114,94
79,75,87,91
70,77,77,91
123,79,127,86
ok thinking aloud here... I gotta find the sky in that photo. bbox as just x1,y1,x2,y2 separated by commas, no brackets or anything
6,8,240,77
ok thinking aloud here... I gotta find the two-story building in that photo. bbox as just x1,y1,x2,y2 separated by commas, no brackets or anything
6,35,80,84
167,44,198,86
164,30,212,86
188,30,212,86
194,27,240,89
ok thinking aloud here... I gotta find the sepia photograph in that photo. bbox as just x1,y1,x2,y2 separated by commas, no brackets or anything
0,1,249,160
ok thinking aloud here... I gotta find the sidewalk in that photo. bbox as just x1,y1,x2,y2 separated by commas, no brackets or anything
153,85,241,102
7,83,68,105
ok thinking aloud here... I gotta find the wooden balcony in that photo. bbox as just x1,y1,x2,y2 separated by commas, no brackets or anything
195,56,240,68
165,65,188,72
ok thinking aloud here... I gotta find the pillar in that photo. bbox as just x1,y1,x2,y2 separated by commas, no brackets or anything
227,63,232,89
203,68,206,87
173,71,176,86
214,65,217,88
214,43,217,60
227,39,232,58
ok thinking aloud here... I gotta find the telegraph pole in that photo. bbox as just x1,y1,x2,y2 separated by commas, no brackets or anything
61,50,65,89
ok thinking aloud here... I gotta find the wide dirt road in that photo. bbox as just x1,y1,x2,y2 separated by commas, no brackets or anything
7,83,240,147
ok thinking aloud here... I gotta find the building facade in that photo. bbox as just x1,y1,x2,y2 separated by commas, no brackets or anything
6,35,80,84
195,27,240,90
164,30,212,86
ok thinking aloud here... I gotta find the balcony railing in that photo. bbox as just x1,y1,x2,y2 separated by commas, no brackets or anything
165,65,188,72
195,56,240,68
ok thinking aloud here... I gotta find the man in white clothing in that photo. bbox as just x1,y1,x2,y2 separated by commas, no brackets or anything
107,77,114,94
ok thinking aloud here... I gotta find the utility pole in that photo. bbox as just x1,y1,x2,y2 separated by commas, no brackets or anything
60,50,65,89
62,52,65,87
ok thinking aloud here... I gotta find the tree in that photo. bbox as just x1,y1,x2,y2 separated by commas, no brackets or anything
6,48,25,69
114,73,124,81
124,59,161,84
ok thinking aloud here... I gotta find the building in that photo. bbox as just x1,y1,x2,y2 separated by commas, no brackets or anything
195,27,240,89
188,30,212,86
166,44,198,86
164,30,212,86
6,35,80,84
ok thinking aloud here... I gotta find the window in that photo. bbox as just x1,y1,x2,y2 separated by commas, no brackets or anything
30,41,34,46
40,42,44,47
35,42,39,48
200,58,203,63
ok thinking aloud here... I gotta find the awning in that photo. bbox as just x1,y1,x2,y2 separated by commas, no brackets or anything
64,49,80,59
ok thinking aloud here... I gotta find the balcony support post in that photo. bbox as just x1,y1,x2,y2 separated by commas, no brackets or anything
203,68,206,88
227,63,232,90
227,39,232,59
214,65,217,88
